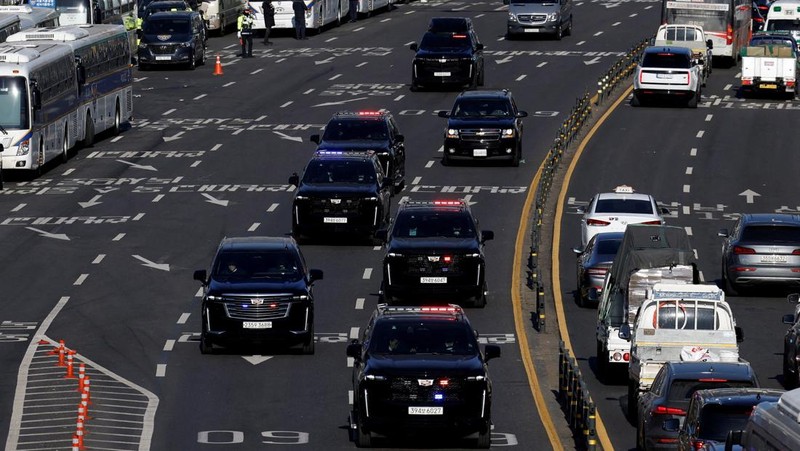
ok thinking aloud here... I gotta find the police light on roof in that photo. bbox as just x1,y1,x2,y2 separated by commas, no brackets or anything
433,200,462,206
452,34,467,38
317,151,344,155
420,306,458,313
358,111,382,116
613,185,634,194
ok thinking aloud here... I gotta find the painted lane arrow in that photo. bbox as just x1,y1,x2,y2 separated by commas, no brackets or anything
78,195,103,209
25,227,69,241
739,189,761,204
463,194,478,206
242,355,274,365
163,131,185,142
312,97,369,108
495,56,513,64
314,57,334,65
273,131,303,142
116,159,157,171
132,255,170,271
95,187,119,194
584,56,602,65
201,193,229,207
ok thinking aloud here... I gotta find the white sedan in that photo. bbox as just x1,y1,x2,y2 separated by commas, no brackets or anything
579,185,669,246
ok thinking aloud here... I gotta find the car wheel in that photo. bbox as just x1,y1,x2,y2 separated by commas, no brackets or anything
637,418,646,451
631,92,641,107
784,345,799,389
476,426,491,449
627,379,638,421
82,114,94,148
469,70,478,89
596,341,608,382
510,144,520,167
188,51,196,70
478,67,485,86
722,268,738,296
300,324,315,355
472,292,487,309
199,322,215,354
554,23,563,41
199,46,206,65
60,131,69,164
112,102,121,136
687,88,699,108
565,15,573,36
355,422,372,448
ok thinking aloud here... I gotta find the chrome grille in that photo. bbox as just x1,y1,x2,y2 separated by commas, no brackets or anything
518,14,547,24
404,254,465,275
389,377,464,402
309,198,363,214
459,129,502,142
151,44,179,54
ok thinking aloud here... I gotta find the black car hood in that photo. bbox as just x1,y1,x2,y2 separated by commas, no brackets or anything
206,278,308,296
415,48,473,58
387,237,480,253
317,141,391,153
141,33,192,44
296,183,378,197
365,353,484,376
446,117,516,129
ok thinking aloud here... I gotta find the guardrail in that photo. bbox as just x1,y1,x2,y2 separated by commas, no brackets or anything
559,340,598,450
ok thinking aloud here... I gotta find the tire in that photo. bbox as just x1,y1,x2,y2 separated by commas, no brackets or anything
784,346,799,389
478,66,485,86
112,102,121,136
510,143,520,167
472,291,487,308
687,88,699,108
82,114,95,148
476,427,491,449
60,131,69,164
722,267,738,296
199,321,215,354
564,16,573,36
198,46,206,66
631,92,641,107
627,379,638,421
335,3,342,26
554,23,562,41
637,419,646,451
469,70,478,89
301,323,315,355
355,423,371,448
596,341,608,382
34,140,44,177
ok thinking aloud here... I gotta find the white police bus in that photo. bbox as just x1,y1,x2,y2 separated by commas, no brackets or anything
271,0,347,33
0,24,132,174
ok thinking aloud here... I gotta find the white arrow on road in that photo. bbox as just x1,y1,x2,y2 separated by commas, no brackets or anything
25,227,69,241
242,355,274,365
314,57,334,65
163,131,184,142
95,187,119,194
273,131,303,142
312,97,369,108
463,194,478,206
739,189,761,204
495,56,513,64
202,193,229,207
132,255,170,271
116,159,157,171
78,195,103,209
584,57,602,65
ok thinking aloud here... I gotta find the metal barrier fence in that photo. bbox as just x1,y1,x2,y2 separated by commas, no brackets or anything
560,340,598,450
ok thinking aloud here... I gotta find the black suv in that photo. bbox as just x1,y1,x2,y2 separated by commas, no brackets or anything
377,200,494,308
438,89,528,167
346,304,501,448
289,150,394,241
193,236,323,354
138,10,207,70
410,17,485,91
311,111,406,194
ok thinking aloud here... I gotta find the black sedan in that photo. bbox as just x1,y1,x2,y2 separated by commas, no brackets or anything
572,231,623,307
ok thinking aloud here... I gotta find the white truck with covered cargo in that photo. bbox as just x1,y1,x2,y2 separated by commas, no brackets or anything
595,225,698,382
740,37,799,99
623,283,744,418
653,24,713,84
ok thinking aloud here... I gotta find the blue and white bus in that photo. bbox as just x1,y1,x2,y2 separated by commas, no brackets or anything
0,24,132,173
0,5,60,29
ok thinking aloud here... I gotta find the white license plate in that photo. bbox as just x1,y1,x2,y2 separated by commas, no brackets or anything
420,277,447,284
524,28,540,33
473,148,487,157
324,217,348,224
761,255,788,263
656,73,672,79
408,406,443,415
434,71,451,77
243,321,272,329
155,55,171,61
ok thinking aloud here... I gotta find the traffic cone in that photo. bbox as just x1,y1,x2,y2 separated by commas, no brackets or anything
50,339,65,355
78,364,86,391
75,419,85,450
213,55,223,76
57,344,66,367
65,351,76,379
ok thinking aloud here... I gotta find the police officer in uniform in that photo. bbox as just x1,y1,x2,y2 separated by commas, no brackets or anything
237,8,255,57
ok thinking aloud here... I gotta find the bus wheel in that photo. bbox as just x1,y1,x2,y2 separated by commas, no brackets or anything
112,102,121,136
82,114,95,148
60,131,69,164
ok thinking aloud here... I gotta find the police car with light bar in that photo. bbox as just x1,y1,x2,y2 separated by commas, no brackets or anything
376,200,494,307
578,185,669,247
289,150,393,242
346,304,500,448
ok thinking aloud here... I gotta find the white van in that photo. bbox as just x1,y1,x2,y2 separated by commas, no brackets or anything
764,0,800,44
726,387,800,450
199,0,244,34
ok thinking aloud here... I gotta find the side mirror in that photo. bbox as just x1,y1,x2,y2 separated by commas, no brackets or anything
484,344,501,362
618,323,632,341
438,110,450,118
725,430,743,451
30,84,41,110
718,228,729,238
660,207,670,215
310,134,320,144
788,293,800,304
396,134,404,142
375,229,388,242
576,206,586,214
288,173,299,187
409,43,418,51
587,287,599,303
662,418,680,432
346,341,363,359
783,314,796,325
706,39,713,49
735,326,744,343
572,246,583,255
476,43,484,51
309,269,323,282
481,230,494,243
193,269,207,283
516,111,528,118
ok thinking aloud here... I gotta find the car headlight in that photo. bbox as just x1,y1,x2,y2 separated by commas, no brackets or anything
502,129,515,137
387,252,403,257
508,14,518,23
466,375,486,381
180,41,193,48
17,139,30,156
138,43,148,49
447,129,459,138
547,12,559,22
365,374,387,381
206,295,222,301
294,195,309,200
366,197,379,201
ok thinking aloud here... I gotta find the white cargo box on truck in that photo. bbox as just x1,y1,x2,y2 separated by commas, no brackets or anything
740,42,798,98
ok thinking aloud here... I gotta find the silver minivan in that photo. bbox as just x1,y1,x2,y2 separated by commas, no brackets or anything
503,0,573,40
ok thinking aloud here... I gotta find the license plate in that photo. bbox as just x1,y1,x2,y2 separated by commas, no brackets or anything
324,217,347,224
434,71,451,77
243,321,272,329
656,73,672,79
473,148,487,157
760,83,777,90
761,255,788,263
421,277,447,284
155,55,171,61
408,406,443,415
524,28,540,33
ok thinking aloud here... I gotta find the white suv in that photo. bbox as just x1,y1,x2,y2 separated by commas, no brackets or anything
633,46,703,108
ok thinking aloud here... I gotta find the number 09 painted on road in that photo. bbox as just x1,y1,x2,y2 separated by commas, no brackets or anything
197,431,309,444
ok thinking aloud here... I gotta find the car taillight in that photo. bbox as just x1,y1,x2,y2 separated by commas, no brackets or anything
692,439,705,450
653,405,686,415
793,249,800,255
727,24,733,45
641,220,663,225
698,378,728,382
733,246,756,255
443,256,452,263
587,219,610,226
587,268,607,277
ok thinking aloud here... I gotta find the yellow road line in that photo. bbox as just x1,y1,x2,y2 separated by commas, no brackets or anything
551,85,634,451
513,156,563,451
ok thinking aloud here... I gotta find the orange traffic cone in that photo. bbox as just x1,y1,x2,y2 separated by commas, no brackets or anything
213,55,223,76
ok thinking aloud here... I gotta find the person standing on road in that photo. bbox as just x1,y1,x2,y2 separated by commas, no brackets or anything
237,8,255,57
292,0,308,40
262,0,275,45
348,0,358,23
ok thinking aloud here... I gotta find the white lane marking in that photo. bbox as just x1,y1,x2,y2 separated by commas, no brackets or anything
516,75,527,81
685,167,693,175
576,40,585,46
196,287,204,297
223,81,236,87
193,94,207,100
348,390,354,404
211,144,222,151
354,27,365,32
191,160,201,168
373,246,381,251
412,176,422,185
355,298,365,310
645,5,653,8
425,160,435,168
281,101,293,108
267,203,279,212
683,206,691,215
724,84,732,91
362,268,372,279
685,226,693,236
394,94,405,101
404,40,415,45
63,169,76,175
696,130,704,138
475,13,485,18
690,147,697,156
594,31,604,36
537,62,547,67
380,18,391,22
276,58,286,63
683,185,691,193
156,364,166,377
735,72,742,78
248,223,260,232
162,109,176,116
251,68,264,75
693,249,699,259
326,37,338,42
224,44,236,49
134,213,146,221
629,13,637,17
11,203,26,212
356,62,367,67
303,88,315,94
699,270,705,282
163,340,176,351
232,128,244,135
177,313,190,324
496,36,505,41
437,145,443,153
74,274,89,286
111,136,123,142
152,194,165,203
350,327,360,339
404,10,415,15
112,233,125,241
612,22,621,26
92,254,105,264
705,114,713,122
329,74,342,80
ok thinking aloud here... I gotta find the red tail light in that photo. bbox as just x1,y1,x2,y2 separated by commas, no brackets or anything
727,24,733,45
698,378,728,382
587,219,610,226
657,438,679,444
439,378,450,387
641,220,663,225
733,246,756,255
653,405,686,415
692,439,706,450
793,249,800,255
443,256,452,263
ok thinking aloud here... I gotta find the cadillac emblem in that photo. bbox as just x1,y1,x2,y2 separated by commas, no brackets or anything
418,379,434,386
427,256,440,262
250,298,264,305
330,199,342,204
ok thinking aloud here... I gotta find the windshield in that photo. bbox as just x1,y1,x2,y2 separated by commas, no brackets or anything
642,52,691,68
453,99,512,117
767,19,800,32
697,404,756,441
392,211,476,238
368,320,478,355
212,250,302,281
595,238,622,257
302,159,377,184
664,2,728,33
741,225,800,243
57,0,89,8
0,77,29,130
595,198,654,214
420,32,472,50
668,380,754,402
143,17,191,34
321,119,388,141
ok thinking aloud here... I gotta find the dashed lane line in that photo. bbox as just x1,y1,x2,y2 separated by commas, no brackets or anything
164,340,176,351
362,268,372,279
686,167,693,175
248,222,260,232
112,233,125,241
267,203,279,212
355,298,365,310
74,274,89,286
11,203,26,212
92,254,105,264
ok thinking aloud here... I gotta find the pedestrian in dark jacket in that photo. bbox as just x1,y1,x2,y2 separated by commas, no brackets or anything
349,0,358,22
292,0,308,40
261,1,275,44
